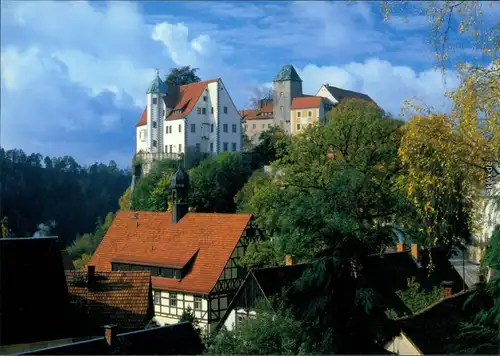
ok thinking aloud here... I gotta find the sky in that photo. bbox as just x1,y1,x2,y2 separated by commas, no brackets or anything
1,1,497,167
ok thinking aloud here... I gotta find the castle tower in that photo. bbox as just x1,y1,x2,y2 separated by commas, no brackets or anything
146,70,169,154
272,65,303,134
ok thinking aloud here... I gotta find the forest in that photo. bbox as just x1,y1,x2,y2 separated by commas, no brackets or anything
0,148,130,247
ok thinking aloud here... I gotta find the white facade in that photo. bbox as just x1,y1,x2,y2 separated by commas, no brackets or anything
474,181,500,244
136,78,241,156
223,308,257,332
315,85,338,104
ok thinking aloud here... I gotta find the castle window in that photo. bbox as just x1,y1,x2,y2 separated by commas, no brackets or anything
196,143,200,152
197,107,202,114
223,142,228,151
203,96,207,102
169,145,173,153
297,112,301,117
191,124,196,133
202,108,207,114
152,121,157,128
223,124,228,133
210,124,214,133
152,98,158,105
232,124,237,133
211,107,214,114
223,106,228,114
231,142,237,152
179,124,182,132
153,140,157,147
210,142,214,152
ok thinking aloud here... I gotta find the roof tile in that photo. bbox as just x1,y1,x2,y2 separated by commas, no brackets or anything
136,79,219,126
66,270,151,330
291,96,324,110
90,211,252,294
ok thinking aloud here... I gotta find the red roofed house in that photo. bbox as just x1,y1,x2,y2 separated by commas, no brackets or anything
89,164,260,332
136,71,242,175
240,99,274,145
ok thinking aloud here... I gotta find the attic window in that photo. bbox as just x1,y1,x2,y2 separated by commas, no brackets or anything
203,96,207,102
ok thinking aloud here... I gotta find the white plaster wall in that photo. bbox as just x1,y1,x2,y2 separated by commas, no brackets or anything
153,289,209,327
475,182,500,244
223,309,237,331
217,80,242,153
163,118,185,153
315,85,337,104
136,126,148,153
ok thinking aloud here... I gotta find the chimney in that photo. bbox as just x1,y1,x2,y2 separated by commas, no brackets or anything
411,243,419,261
104,325,117,347
87,265,96,290
285,255,297,266
396,243,404,252
440,281,454,298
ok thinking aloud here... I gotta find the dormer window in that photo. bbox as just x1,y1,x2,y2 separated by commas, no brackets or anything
203,96,207,102
152,98,158,105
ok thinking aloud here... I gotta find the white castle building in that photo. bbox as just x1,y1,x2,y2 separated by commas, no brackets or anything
135,71,242,173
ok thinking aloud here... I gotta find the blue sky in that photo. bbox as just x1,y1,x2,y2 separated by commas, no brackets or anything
1,1,496,167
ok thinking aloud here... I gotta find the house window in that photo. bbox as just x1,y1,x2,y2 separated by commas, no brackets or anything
280,106,283,111
165,145,168,152
152,121,157,128
154,291,160,305
223,142,228,151
232,124,237,133
203,96,207,102
223,124,228,133
308,111,312,117
152,98,158,105
297,112,301,117
223,106,228,114
153,140,157,147
169,144,173,153
196,143,200,152
231,142,237,152
244,124,247,131
166,126,169,134
202,108,207,115
210,142,214,152
194,296,202,310
262,124,265,129
210,124,214,133
252,124,256,129
191,124,196,133
211,107,214,114
179,124,182,132
296,124,301,130
197,107,202,114
169,292,177,307
179,144,182,152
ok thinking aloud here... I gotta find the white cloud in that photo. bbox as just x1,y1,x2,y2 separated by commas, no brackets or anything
298,59,460,115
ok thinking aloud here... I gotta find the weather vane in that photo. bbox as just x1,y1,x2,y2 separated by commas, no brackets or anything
155,68,160,77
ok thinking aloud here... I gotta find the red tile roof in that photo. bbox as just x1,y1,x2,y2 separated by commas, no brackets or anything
136,79,219,126
291,96,323,109
89,211,252,295
66,270,152,330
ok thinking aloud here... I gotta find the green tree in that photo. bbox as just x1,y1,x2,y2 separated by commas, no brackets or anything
130,159,178,211
207,306,303,355
484,225,500,269
450,275,500,354
234,169,271,213
189,152,251,213
241,99,406,352
179,306,201,334
118,187,131,211
165,66,201,86
253,126,290,166
395,277,444,315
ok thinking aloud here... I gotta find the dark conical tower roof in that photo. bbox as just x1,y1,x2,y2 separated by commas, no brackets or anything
170,161,189,190
273,64,302,82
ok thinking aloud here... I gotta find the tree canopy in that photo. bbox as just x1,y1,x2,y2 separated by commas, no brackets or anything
165,66,201,86
0,148,129,245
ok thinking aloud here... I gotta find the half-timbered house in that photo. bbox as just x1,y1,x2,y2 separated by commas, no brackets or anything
89,163,260,332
